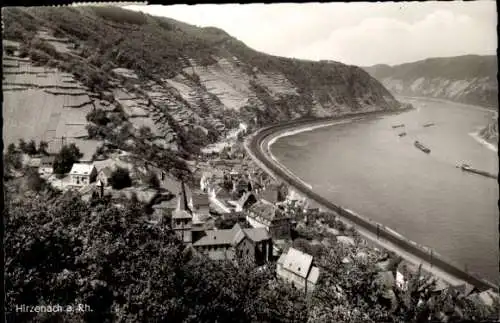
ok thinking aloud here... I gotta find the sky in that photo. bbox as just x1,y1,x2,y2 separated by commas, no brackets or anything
126,2,497,67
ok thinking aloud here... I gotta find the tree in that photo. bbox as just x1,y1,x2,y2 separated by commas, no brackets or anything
4,189,184,322
53,144,83,175
5,46,16,56
138,126,152,140
24,140,38,155
38,141,48,155
24,168,46,192
109,167,132,190
18,139,27,153
292,238,325,258
86,108,109,126
4,143,22,176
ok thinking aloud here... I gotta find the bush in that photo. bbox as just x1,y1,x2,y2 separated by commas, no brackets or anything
28,49,51,65
86,108,109,126
4,144,22,175
24,168,46,192
292,238,325,258
109,167,132,190
18,139,27,153
4,46,16,56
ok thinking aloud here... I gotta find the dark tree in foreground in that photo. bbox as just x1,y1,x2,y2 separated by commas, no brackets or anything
53,143,83,175
4,188,309,322
109,167,132,189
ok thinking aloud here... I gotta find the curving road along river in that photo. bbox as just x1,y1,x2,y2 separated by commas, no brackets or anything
245,110,498,292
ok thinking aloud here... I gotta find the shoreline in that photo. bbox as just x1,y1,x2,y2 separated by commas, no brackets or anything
245,108,498,292
398,95,498,114
469,131,498,153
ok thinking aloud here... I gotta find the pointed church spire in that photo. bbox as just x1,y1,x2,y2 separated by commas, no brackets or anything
181,181,190,211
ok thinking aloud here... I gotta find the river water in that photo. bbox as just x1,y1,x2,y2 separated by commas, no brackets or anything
271,97,499,284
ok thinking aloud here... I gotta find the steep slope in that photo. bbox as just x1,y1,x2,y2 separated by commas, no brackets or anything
364,55,498,109
3,6,403,158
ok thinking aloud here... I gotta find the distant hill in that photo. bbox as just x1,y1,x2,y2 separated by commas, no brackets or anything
3,6,403,159
364,55,498,109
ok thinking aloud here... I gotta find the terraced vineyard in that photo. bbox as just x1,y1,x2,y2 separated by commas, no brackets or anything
3,6,404,160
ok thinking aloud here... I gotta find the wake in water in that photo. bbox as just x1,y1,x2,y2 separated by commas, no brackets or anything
469,132,498,152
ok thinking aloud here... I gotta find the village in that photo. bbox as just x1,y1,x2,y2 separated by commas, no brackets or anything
13,133,498,310
2,5,498,321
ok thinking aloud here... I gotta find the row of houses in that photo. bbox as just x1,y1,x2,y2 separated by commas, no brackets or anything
165,165,322,294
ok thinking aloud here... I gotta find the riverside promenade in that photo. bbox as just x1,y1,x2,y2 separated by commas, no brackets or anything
244,112,498,292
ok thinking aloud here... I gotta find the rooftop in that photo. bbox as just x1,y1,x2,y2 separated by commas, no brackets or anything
249,201,281,222
193,223,271,247
172,209,192,219
40,155,55,165
192,192,210,208
280,247,314,279
70,163,95,175
28,158,41,167
99,166,113,177
257,185,281,204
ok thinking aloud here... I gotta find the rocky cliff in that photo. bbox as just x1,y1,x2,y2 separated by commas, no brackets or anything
364,55,498,109
3,6,403,158
478,114,498,147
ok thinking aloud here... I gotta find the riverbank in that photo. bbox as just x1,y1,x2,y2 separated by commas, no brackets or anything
469,131,498,153
245,108,498,292
398,95,498,113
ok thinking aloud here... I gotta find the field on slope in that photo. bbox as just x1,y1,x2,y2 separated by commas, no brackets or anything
3,39,101,159
2,6,404,159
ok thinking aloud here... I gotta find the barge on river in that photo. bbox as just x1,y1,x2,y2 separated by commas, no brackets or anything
392,124,405,129
414,141,431,154
456,164,498,180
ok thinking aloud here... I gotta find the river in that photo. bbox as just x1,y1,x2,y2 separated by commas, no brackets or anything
271,97,499,284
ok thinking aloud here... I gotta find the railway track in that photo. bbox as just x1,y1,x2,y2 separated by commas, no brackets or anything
246,113,498,292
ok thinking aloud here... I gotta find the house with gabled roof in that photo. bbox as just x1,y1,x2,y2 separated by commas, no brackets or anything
28,157,41,169
191,192,210,221
96,166,113,187
192,223,272,265
247,200,291,239
39,155,55,175
69,163,97,186
277,247,320,294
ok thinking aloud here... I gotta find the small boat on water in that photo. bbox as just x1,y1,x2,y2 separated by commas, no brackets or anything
414,141,431,154
392,124,405,129
456,163,498,179
423,123,435,128
398,132,407,137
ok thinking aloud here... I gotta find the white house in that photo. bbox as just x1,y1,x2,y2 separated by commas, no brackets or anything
70,163,97,186
277,247,320,294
